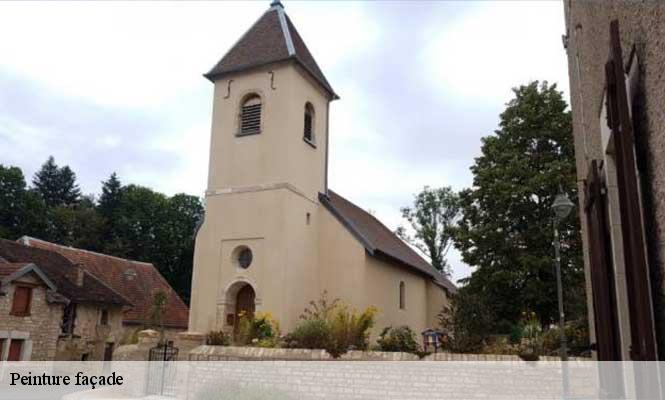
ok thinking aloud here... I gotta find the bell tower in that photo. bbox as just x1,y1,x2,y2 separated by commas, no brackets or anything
204,0,337,201
189,0,338,333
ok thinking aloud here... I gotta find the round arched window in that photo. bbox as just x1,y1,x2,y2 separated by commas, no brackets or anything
237,248,253,269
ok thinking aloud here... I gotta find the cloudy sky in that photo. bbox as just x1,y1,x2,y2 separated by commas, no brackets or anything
0,1,570,283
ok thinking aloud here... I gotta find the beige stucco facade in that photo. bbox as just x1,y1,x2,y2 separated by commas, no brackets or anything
189,56,451,338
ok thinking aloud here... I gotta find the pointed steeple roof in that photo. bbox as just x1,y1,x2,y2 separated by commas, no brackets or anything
205,1,338,99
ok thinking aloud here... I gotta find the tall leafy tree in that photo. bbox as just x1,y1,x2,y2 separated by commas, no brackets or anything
159,194,204,303
397,186,460,276
32,156,81,207
454,81,584,330
105,185,203,303
44,195,105,250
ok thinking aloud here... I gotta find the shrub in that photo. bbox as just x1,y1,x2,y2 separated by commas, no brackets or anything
376,326,419,353
516,311,543,360
438,289,492,353
235,312,280,346
541,320,590,357
206,330,230,346
482,336,518,355
300,290,340,321
327,304,377,358
284,318,331,350
286,293,378,358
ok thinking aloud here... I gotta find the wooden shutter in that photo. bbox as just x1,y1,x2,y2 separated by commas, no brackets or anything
7,340,23,361
605,20,656,361
584,160,621,360
10,286,32,316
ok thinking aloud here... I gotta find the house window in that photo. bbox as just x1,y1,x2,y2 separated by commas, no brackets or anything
100,309,109,326
10,286,32,316
399,281,405,310
303,102,315,144
239,94,262,135
61,303,77,335
8,339,23,361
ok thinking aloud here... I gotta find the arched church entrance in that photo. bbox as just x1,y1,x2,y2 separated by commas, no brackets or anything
222,280,258,333
235,284,256,325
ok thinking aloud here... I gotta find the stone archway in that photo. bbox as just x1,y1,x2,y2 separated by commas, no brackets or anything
221,280,258,332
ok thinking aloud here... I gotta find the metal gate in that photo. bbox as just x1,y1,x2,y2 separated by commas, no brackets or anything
146,342,179,397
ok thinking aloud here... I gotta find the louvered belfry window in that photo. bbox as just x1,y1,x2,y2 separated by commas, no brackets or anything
304,103,314,143
239,95,262,135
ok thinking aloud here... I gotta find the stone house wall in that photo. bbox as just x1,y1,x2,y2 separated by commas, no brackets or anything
55,304,124,360
564,0,665,358
119,325,185,346
0,275,63,361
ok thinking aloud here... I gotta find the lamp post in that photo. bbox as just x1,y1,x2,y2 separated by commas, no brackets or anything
551,189,574,399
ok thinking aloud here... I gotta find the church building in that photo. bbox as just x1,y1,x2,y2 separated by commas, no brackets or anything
188,1,455,337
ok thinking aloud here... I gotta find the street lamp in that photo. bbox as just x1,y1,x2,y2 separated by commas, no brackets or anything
551,190,574,362
551,189,573,399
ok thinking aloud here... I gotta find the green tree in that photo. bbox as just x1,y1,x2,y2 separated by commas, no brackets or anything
98,172,126,251
397,186,460,276
32,156,81,207
158,193,204,303
438,287,493,353
0,165,28,238
454,81,584,331
44,195,104,250
0,164,48,239
104,185,203,303
98,172,122,219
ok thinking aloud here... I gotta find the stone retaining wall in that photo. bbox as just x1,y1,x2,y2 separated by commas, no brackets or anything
113,330,588,362
188,344,585,362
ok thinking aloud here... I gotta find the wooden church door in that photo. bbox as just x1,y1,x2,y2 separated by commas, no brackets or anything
235,284,256,330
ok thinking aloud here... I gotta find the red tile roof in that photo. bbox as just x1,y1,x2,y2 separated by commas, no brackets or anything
0,262,30,279
0,239,131,306
205,2,337,99
320,191,456,294
20,237,189,329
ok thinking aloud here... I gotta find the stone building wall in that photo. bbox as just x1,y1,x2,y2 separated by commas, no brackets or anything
55,305,125,360
564,0,665,358
0,278,63,361
119,325,185,346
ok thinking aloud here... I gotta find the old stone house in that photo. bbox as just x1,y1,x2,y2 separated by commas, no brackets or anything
0,239,129,360
0,262,65,361
189,1,455,338
564,1,665,362
18,236,190,343
0,237,189,360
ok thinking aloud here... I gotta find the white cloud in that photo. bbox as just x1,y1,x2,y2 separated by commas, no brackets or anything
423,1,569,103
0,1,570,283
